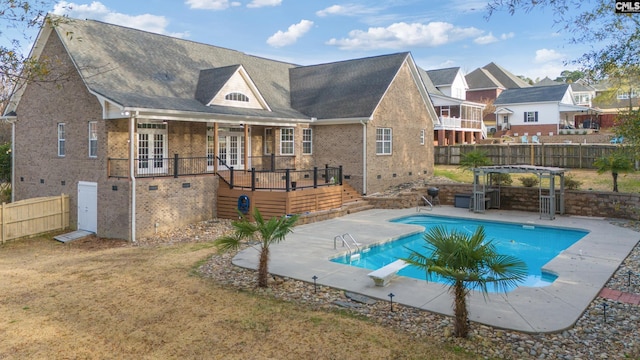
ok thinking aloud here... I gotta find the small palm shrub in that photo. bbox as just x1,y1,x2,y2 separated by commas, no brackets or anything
564,174,582,190
519,176,539,187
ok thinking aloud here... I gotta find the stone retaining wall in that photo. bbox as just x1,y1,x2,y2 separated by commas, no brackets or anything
365,184,640,221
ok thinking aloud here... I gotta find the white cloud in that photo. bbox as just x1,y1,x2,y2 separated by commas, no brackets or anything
267,20,314,47
185,0,241,10
316,4,377,17
534,48,565,63
247,0,281,8
326,22,482,50
501,32,515,40
53,1,188,38
474,33,497,45
474,31,515,45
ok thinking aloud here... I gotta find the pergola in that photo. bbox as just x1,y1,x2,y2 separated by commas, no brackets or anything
471,165,567,219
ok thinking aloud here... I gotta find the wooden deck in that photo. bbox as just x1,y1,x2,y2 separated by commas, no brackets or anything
217,179,344,220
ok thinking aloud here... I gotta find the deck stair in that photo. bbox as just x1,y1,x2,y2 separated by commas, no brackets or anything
342,182,363,203
341,181,373,214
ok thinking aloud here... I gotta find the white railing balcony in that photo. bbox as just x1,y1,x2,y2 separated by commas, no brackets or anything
435,117,483,131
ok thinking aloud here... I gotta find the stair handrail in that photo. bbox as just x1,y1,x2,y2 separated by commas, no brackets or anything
341,233,361,253
417,195,433,212
334,235,353,258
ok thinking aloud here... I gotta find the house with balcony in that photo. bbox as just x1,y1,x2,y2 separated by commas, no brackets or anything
2,16,437,241
418,67,486,145
493,84,599,136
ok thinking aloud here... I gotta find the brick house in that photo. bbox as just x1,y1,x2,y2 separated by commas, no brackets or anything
2,16,437,241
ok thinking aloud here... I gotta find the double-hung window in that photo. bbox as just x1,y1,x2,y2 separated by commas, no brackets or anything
524,111,538,123
280,128,294,155
302,128,312,155
88,121,98,158
376,128,392,155
57,123,66,157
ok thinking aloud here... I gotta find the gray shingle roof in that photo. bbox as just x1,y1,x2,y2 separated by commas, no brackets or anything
425,67,459,87
417,68,442,95
494,84,570,105
51,17,413,121
51,17,301,119
195,65,240,105
289,53,409,119
466,62,530,90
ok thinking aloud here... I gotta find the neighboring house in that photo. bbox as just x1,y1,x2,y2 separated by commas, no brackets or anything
577,79,640,129
465,62,531,104
1,16,437,241
493,84,598,135
419,67,486,145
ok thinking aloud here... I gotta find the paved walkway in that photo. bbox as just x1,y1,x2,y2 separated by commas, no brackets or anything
233,206,640,333
599,288,640,305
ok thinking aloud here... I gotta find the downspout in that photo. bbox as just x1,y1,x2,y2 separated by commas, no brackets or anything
360,118,369,195
10,118,15,202
129,112,137,242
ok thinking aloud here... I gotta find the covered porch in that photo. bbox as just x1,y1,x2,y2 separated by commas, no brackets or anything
433,101,486,145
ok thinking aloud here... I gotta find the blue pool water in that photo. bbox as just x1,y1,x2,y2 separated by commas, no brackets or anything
331,215,589,292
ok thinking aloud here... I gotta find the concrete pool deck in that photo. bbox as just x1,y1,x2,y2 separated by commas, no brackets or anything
232,206,640,333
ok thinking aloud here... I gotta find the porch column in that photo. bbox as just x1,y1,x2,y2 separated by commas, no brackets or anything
243,124,249,171
213,122,218,173
448,130,456,145
437,130,446,146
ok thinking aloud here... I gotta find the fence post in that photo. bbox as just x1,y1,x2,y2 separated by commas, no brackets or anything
285,169,291,192
1,201,4,244
229,166,234,189
173,153,179,178
338,165,343,185
251,168,256,191
313,166,318,188
324,164,329,183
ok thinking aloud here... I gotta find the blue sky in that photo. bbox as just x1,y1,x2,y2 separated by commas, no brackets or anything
38,1,593,81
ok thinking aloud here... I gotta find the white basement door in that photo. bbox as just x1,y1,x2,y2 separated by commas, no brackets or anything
77,181,98,233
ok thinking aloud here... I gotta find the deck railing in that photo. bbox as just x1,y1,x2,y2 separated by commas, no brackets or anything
107,155,342,192
218,165,343,192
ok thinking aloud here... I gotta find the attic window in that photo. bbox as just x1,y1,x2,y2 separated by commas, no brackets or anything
225,92,249,102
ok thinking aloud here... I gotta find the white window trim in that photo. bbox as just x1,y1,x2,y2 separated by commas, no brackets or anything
376,128,392,155
420,129,425,145
302,128,312,155
88,121,98,158
280,128,294,155
136,122,168,175
57,123,66,157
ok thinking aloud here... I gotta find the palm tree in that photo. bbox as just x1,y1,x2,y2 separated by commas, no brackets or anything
594,151,633,192
459,149,492,171
214,207,299,288
403,225,527,338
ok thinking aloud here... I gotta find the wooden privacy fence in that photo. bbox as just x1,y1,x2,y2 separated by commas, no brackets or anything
1,194,69,243
435,144,619,169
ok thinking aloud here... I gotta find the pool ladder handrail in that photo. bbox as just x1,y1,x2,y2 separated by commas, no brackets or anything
334,233,362,261
417,195,433,212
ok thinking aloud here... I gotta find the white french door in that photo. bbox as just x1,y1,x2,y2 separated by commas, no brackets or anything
214,128,246,170
137,122,168,175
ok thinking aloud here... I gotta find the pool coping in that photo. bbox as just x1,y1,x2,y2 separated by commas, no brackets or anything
231,206,640,333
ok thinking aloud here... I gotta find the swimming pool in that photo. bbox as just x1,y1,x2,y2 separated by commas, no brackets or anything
331,214,589,292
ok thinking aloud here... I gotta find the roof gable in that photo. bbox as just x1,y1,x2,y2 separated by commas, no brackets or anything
196,65,270,110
